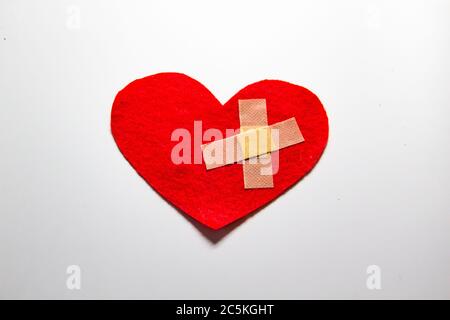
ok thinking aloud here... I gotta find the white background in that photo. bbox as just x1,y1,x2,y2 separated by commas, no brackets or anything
0,0,449,299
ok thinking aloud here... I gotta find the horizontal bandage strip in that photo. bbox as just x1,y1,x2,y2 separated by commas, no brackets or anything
202,117,304,170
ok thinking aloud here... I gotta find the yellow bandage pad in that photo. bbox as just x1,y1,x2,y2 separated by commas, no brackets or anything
237,126,274,160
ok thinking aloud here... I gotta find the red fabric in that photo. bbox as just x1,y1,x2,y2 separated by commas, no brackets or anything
111,73,329,230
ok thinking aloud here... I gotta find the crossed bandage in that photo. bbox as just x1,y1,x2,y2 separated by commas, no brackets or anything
202,99,305,189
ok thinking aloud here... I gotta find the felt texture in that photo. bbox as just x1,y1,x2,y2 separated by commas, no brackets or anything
111,73,329,230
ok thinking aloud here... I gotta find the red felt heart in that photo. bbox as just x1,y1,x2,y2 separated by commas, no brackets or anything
111,73,328,230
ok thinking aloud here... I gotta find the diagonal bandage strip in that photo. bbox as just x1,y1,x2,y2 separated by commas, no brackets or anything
201,99,305,189
202,117,305,169
238,99,274,189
